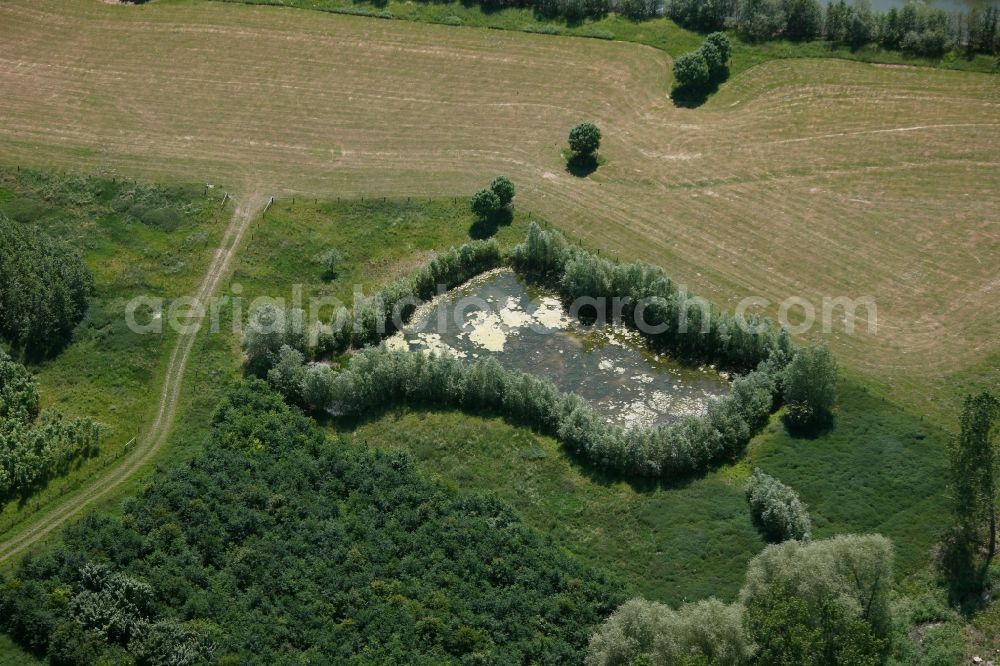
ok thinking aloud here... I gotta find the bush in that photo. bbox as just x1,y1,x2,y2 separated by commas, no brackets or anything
746,468,811,542
783,0,822,41
316,248,343,281
348,239,503,348
266,345,307,405
512,223,794,372
617,0,658,20
568,122,602,157
0,213,93,358
590,534,894,666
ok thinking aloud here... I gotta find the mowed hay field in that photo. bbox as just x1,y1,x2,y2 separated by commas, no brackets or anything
0,0,998,415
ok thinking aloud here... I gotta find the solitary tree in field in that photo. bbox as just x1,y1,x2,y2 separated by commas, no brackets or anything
782,344,837,430
945,390,999,590
568,122,601,157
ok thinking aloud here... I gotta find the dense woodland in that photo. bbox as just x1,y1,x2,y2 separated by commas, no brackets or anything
0,213,92,359
0,381,622,665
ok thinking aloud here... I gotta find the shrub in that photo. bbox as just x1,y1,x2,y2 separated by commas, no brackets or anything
316,248,343,281
783,0,822,41
568,122,602,157
512,223,794,372
746,468,811,542
0,380,623,664
266,345,307,405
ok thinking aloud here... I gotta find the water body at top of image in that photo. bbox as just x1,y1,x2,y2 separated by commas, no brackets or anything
384,269,730,429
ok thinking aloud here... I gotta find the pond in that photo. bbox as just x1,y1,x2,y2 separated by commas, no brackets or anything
385,269,730,429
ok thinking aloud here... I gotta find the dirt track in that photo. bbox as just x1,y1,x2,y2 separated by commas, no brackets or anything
0,192,265,563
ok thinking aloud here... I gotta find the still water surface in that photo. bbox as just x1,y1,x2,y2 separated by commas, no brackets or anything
386,270,730,428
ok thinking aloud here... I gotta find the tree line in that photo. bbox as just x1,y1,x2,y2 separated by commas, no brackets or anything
587,534,895,665
240,237,504,373
669,0,999,57
0,380,622,664
244,222,840,480
0,213,93,359
269,345,782,480
0,351,102,505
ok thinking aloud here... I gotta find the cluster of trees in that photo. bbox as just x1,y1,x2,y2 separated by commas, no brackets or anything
246,225,839,473
942,390,998,598
470,175,515,220
746,468,812,542
0,214,93,358
292,347,781,480
668,0,999,57
587,534,894,665
512,222,794,372
0,351,102,504
0,380,622,664
673,31,732,90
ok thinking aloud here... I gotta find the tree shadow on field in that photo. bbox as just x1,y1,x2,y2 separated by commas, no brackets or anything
469,209,512,239
671,80,721,109
565,154,599,178
781,414,836,439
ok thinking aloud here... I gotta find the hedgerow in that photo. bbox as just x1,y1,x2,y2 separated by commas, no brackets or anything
315,347,779,479
248,223,817,479
512,222,793,372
